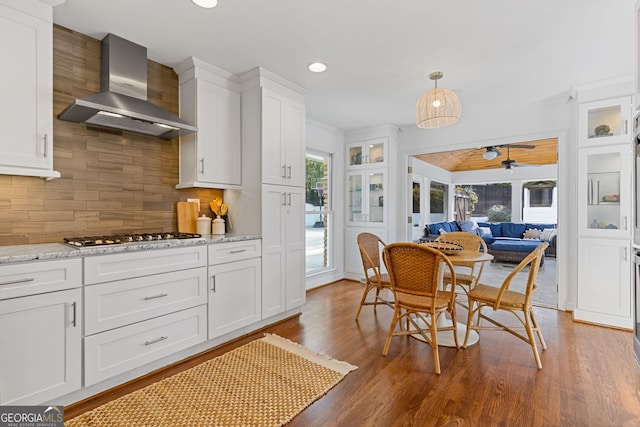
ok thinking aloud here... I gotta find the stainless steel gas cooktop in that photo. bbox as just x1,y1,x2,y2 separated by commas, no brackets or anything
64,232,201,247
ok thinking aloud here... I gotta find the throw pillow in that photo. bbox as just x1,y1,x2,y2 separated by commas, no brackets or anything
459,220,479,233
478,227,492,239
541,228,557,241
523,228,542,240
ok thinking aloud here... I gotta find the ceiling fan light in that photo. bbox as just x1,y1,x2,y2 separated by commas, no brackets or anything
483,149,499,160
415,71,461,129
192,0,217,8
504,165,514,175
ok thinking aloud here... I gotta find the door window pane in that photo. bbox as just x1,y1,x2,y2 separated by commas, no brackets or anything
306,152,332,274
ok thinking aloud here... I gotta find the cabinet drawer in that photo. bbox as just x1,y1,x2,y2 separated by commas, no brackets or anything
84,245,207,285
0,258,81,300
84,305,207,386
85,267,208,335
208,239,261,265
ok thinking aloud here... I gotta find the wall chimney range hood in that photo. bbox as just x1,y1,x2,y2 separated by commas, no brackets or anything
58,34,197,139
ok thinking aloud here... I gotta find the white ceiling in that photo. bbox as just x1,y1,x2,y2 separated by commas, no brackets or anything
52,0,636,132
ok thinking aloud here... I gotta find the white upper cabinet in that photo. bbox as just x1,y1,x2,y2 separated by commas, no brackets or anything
346,137,388,169
577,144,632,238
262,88,305,187
0,0,59,178
175,58,241,189
578,96,633,147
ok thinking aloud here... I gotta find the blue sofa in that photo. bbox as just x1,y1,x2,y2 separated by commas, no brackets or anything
423,220,557,263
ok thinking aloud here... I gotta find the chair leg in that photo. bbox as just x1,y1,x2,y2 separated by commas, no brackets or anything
450,304,459,349
430,312,441,375
373,287,381,312
355,282,373,320
529,309,547,350
382,307,400,356
524,310,542,369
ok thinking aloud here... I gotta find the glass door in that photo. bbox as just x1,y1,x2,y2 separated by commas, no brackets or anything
347,172,364,224
305,151,333,275
579,144,631,238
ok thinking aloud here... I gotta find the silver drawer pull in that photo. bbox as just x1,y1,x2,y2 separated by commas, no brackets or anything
0,277,35,286
229,249,246,254
143,293,168,301
144,336,168,346
71,302,77,327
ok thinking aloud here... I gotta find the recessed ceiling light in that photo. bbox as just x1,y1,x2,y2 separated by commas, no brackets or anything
192,0,217,8
308,62,327,73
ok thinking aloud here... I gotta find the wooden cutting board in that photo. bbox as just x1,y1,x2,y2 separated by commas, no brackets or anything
177,202,198,233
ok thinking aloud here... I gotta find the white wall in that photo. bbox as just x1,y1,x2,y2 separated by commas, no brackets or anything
305,118,345,289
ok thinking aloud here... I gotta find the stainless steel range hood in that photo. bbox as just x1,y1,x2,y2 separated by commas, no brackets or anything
58,34,197,139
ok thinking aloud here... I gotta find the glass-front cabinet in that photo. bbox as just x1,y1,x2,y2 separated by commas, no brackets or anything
347,137,387,169
347,168,387,227
578,96,633,146
578,144,632,238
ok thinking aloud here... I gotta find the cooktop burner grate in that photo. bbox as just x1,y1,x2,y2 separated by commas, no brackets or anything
64,232,201,247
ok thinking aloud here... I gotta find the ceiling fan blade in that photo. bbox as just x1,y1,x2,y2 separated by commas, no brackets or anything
512,162,541,167
498,143,536,149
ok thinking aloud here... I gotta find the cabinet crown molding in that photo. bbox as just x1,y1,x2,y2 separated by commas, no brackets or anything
238,66,308,99
174,57,241,92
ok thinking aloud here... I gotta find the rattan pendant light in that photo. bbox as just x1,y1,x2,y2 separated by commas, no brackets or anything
415,71,461,129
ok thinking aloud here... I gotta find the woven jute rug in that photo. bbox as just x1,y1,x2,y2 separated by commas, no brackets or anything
65,334,357,427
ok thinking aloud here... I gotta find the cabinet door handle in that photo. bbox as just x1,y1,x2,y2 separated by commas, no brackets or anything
625,120,629,135
282,165,287,178
623,246,628,261
624,216,628,230
230,249,246,254
282,192,287,206
43,134,48,158
143,293,168,301
0,277,35,286
287,192,292,206
71,302,77,328
200,158,205,174
287,165,292,179
211,275,216,292
144,336,168,346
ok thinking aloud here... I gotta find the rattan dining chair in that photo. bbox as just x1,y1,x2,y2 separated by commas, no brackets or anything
382,242,459,374
355,232,393,319
463,241,549,369
435,231,488,300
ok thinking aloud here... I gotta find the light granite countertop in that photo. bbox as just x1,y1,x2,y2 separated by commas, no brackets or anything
0,234,261,264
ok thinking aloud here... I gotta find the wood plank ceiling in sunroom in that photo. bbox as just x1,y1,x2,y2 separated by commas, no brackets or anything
412,138,558,172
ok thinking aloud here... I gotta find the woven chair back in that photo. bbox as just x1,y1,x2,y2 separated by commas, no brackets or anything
383,243,451,298
357,232,385,272
496,241,549,308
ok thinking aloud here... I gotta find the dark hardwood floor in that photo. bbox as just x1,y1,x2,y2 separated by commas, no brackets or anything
67,280,640,426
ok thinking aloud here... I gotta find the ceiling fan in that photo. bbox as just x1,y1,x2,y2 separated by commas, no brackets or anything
501,146,539,173
482,143,536,160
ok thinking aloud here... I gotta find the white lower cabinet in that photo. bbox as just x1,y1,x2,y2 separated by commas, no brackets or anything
0,288,81,405
83,246,208,386
207,240,262,339
261,185,305,318
575,237,632,329
84,267,208,335
344,226,387,279
84,305,207,386
209,258,261,338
